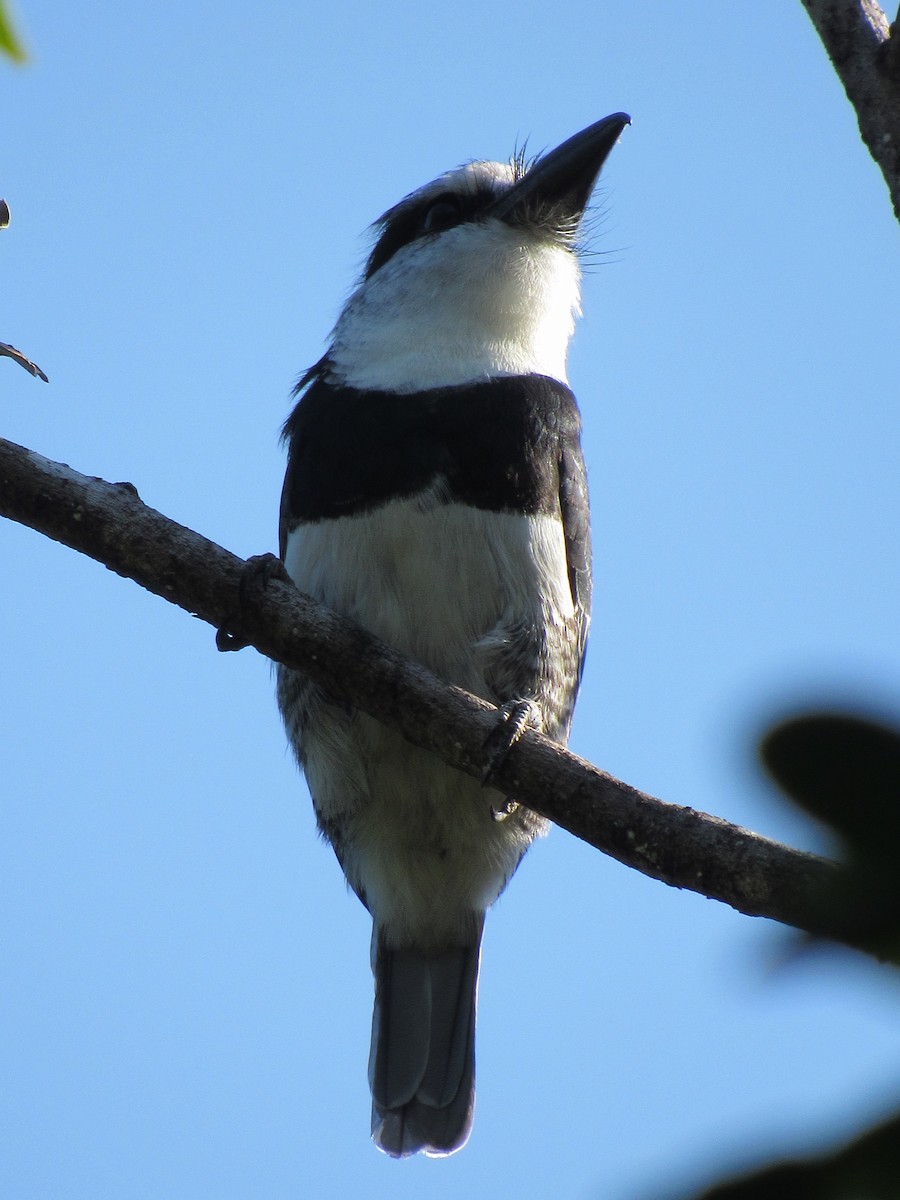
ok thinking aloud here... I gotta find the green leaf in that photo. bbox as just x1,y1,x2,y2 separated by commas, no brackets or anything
0,0,27,63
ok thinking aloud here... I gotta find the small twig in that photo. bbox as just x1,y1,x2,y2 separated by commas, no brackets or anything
0,434,849,944
800,0,900,223
1,199,48,381
0,342,49,382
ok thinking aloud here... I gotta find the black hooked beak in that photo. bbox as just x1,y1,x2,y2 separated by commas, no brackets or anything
486,112,630,229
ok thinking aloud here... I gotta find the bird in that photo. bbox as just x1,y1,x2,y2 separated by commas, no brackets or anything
276,113,629,1158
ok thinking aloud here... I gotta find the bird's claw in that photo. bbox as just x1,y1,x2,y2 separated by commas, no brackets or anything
216,552,291,651
481,699,542,803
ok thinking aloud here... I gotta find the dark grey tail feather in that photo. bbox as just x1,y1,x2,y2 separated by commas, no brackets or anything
369,924,482,1158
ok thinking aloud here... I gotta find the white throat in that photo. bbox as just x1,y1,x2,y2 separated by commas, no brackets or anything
327,218,582,393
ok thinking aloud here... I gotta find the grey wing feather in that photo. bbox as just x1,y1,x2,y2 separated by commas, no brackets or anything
558,436,592,684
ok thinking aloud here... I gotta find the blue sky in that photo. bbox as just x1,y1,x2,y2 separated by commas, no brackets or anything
4,3,900,1197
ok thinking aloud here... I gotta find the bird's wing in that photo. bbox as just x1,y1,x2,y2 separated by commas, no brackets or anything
557,409,592,687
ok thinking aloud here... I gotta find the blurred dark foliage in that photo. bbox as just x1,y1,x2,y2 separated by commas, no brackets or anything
667,712,900,1200
762,712,900,964
685,1111,900,1200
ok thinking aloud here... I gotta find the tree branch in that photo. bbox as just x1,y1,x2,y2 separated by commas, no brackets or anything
0,435,847,941
800,0,900,222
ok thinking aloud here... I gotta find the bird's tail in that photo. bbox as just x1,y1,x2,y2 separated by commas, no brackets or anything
368,921,483,1157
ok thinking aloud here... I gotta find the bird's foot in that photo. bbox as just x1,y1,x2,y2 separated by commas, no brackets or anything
490,796,520,822
216,552,291,652
481,699,542,815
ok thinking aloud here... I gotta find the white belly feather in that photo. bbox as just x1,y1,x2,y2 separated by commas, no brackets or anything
281,496,571,944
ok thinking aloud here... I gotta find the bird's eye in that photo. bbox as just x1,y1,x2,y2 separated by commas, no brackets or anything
421,198,461,233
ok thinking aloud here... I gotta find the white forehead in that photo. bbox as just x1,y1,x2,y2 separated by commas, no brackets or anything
431,158,517,195
388,159,517,213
